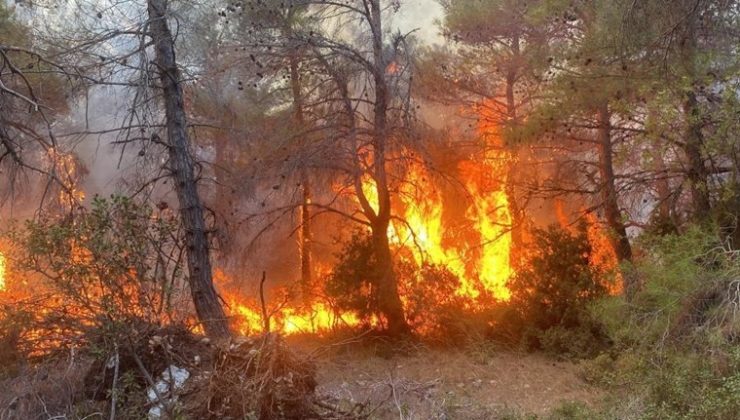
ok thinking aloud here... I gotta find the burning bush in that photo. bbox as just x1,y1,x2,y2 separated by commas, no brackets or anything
325,230,472,337
495,224,613,357
1,195,192,359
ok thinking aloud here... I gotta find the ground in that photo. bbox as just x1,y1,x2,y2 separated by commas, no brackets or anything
298,339,603,419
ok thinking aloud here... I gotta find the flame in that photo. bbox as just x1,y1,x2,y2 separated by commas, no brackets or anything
458,157,513,299
0,100,625,341
553,200,622,293
396,168,468,289
214,269,362,336
0,252,6,291
47,147,85,208
227,300,361,336
584,211,623,293
351,151,513,301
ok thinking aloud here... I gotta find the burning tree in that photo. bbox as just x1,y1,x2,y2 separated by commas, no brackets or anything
206,0,422,335
303,0,425,335
3,0,232,337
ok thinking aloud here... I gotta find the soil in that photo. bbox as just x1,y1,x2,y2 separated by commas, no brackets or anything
305,342,603,419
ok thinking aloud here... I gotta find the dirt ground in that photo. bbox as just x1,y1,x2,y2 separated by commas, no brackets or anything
301,341,603,419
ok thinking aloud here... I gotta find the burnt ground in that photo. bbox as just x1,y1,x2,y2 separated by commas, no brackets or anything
292,338,604,419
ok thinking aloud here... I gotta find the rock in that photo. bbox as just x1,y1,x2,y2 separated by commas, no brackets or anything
147,365,191,419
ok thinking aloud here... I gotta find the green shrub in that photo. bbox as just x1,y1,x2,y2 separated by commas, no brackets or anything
325,231,381,325
591,225,740,419
2,195,191,357
495,224,612,357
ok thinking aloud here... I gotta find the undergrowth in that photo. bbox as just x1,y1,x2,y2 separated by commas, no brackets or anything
579,225,740,419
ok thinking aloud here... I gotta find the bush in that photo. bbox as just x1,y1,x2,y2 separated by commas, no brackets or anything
325,231,381,325
2,195,192,357
590,225,740,419
325,230,472,338
495,224,612,357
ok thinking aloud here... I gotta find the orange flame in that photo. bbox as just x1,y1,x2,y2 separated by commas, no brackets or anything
47,147,85,208
584,212,623,294
0,252,6,291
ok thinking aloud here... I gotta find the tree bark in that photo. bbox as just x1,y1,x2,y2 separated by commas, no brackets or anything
680,10,711,221
683,90,711,220
504,32,524,268
288,55,313,304
367,0,410,336
371,219,409,335
148,0,230,338
597,103,632,266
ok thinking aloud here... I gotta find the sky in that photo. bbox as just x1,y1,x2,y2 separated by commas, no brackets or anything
396,0,445,46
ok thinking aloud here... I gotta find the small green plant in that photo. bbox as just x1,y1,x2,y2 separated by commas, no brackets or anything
548,401,596,419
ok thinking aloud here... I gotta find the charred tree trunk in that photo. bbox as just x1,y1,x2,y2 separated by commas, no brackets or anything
289,55,313,303
504,32,524,268
371,218,409,336
597,103,632,266
368,0,409,336
299,170,312,300
148,0,230,338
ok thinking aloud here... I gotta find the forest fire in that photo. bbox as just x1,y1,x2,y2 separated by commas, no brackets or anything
221,142,521,335
2,0,735,416
381,155,514,300
218,112,623,336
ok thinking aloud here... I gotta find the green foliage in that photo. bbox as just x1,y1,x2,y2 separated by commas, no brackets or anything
3,195,190,356
496,225,611,357
325,231,381,324
547,401,596,420
594,226,736,348
587,226,740,418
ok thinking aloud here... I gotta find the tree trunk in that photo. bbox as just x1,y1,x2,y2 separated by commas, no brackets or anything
597,103,633,266
683,90,711,220
148,0,230,339
653,150,678,234
371,219,410,336
299,171,312,302
368,0,409,336
288,55,313,303
680,11,711,221
504,32,524,268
